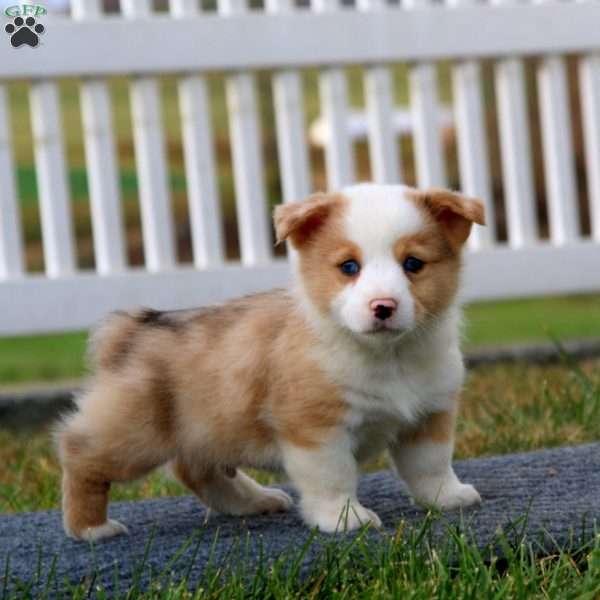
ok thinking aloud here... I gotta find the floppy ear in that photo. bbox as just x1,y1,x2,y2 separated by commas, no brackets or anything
273,193,336,248
411,188,486,247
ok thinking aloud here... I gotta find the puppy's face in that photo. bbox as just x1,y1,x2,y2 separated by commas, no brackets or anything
275,184,484,338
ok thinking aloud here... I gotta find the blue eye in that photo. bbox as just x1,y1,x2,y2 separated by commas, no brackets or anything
340,259,360,276
403,256,424,273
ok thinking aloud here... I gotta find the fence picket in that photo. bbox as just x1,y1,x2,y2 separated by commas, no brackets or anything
218,0,272,265
225,72,272,263
267,0,311,203
171,0,225,267
0,85,23,279
492,0,537,247
30,81,76,277
313,0,355,190
403,0,446,188
452,62,495,249
357,0,401,185
494,59,537,246
121,0,176,272
72,0,127,275
579,53,600,242
80,84,127,274
536,52,579,244
446,0,494,249
71,0,126,274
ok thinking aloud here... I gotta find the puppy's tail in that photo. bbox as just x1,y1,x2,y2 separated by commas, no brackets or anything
88,310,144,371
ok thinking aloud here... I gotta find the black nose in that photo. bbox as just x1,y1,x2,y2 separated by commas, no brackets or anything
374,304,393,321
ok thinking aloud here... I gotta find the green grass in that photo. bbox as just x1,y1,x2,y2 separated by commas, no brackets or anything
1,358,599,597
0,332,87,385
15,166,189,207
0,361,600,600
0,294,598,385
463,294,600,347
4,520,600,598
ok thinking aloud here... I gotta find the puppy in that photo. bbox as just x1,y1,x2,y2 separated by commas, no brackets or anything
56,183,484,541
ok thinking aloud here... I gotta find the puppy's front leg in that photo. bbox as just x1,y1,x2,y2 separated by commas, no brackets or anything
282,431,381,532
389,410,481,510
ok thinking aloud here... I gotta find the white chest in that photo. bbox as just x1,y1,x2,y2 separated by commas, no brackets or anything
343,360,461,420
341,380,441,462
334,346,464,461
308,307,466,461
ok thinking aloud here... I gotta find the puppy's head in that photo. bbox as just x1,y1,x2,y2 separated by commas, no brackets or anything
274,183,484,339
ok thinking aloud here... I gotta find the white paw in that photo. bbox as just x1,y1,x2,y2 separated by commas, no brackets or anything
303,498,382,533
252,487,294,514
413,477,481,511
70,518,129,542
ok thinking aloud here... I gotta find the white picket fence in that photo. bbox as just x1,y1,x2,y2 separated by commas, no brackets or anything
0,0,599,335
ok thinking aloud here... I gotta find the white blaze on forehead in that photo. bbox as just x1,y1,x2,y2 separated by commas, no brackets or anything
341,183,425,257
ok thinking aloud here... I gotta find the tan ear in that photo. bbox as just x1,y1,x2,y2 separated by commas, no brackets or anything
273,193,336,247
411,188,486,247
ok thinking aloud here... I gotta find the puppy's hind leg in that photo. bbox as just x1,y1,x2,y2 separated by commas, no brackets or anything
57,385,175,541
58,425,128,542
171,456,292,517
61,465,127,542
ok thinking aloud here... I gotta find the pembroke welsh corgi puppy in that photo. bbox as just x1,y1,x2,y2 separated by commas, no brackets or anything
57,183,484,541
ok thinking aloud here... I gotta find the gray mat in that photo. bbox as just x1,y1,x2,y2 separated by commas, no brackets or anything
1,444,599,595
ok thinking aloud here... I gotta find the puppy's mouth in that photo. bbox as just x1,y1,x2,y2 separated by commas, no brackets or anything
363,321,405,335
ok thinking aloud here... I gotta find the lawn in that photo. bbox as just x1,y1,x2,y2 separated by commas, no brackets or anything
1,295,599,596
1,298,599,598
1,297,599,597
464,293,600,347
4,519,600,599
1,358,599,597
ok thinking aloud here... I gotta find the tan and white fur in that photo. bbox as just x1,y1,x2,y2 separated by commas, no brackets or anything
56,183,484,541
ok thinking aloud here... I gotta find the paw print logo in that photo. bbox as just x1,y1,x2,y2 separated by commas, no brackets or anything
5,16,44,48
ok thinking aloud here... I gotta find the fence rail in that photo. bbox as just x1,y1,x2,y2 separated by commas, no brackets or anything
0,0,599,335
3,4,600,78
